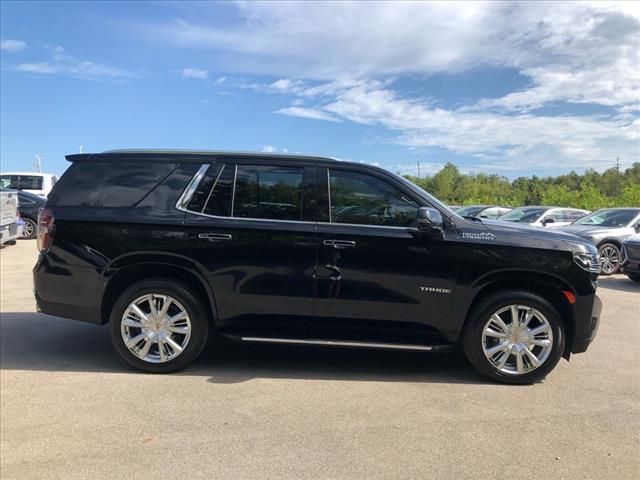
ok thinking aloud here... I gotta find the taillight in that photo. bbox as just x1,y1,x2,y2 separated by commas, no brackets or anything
37,207,55,252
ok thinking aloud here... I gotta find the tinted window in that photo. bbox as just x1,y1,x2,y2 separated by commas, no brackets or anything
203,165,234,217
575,209,640,227
233,165,304,220
17,192,37,205
56,162,177,207
0,175,18,189
19,175,43,190
329,169,418,227
457,206,486,217
565,210,587,221
500,207,547,223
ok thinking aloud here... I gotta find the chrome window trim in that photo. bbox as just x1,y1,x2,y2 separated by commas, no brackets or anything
201,164,226,214
230,164,238,217
178,163,413,231
327,168,332,223
175,163,210,212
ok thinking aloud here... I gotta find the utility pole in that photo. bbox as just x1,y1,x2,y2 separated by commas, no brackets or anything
417,161,421,178
34,154,42,173
616,156,620,173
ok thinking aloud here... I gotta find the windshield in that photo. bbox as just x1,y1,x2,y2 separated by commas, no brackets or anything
498,207,547,223
574,209,639,227
456,206,487,217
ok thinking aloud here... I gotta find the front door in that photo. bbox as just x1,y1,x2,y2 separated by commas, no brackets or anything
314,166,457,332
184,159,318,329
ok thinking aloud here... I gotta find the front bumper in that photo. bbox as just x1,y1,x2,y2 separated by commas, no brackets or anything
571,294,602,354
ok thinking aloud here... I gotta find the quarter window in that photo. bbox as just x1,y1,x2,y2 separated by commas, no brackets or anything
19,175,43,190
328,169,418,227
233,165,304,221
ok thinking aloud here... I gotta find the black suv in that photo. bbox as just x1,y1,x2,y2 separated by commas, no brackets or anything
33,150,602,384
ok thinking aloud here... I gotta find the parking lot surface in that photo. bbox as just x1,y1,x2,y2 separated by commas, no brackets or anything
1,240,639,480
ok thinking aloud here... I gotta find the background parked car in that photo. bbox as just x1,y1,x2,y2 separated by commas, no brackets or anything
497,206,589,228
559,208,640,275
456,205,512,219
0,172,58,197
621,234,640,282
0,189,23,245
16,190,46,239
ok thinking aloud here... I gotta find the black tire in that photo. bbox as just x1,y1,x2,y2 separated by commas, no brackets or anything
109,279,209,373
462,290,565,385
598,242,620,275
22,218,37,240
627,274,640,283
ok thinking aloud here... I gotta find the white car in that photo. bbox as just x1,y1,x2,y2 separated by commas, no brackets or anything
497,206,590,228
0,189,23,245
0,172,58,197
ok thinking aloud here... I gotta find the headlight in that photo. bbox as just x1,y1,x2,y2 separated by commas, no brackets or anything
573,251,601,273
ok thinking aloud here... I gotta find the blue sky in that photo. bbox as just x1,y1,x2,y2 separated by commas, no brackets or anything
1,1,638,178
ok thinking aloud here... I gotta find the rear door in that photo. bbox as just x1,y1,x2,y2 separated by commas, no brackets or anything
313,164,457,332
184,158,319,328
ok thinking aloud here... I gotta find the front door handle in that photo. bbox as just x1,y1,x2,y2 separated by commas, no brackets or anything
198,233,232,241
323,239,356,249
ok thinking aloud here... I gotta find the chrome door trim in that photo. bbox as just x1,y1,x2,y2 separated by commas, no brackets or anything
240,336,434,351
175,164,210,212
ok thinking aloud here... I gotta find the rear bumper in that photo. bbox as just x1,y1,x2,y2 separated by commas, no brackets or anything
0,223,22,244
33,254,104,324
571,294,602,354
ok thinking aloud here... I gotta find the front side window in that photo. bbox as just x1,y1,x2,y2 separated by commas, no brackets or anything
233,165,304,221
500,207,547,223
329,169,418,227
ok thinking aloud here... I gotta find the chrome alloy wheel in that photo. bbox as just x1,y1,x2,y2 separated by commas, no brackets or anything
120,294,192,363
599,245,620,275
481,305,554,375
23,219,36,238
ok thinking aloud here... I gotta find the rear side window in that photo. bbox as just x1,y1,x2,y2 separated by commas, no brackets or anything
233,165,304,221
19,175,43,190
55,162,177,207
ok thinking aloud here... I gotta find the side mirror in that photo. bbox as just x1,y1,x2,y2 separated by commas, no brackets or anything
634,222,640,233
542,218,555,226
417,207,444,232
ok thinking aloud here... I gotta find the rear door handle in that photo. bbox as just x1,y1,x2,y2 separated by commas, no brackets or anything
198,233,232,241
323,239,356,249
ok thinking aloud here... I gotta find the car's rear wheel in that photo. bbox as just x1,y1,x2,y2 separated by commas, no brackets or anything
627,274,640,282
462,290,565,384
109,279,209,373
598,243,620,275
22,218,37,239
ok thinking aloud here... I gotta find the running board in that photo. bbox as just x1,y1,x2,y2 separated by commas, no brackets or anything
238,336,453,352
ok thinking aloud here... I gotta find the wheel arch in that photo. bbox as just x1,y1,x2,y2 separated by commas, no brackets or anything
456,273,576,358
100,254,217,326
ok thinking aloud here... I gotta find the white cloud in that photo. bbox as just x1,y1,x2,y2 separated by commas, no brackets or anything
182,67,208,80
276,80,639,170
275,106,342,123
140,1,640,172
261,145,276,152
1,39,27,52
16,51,132,80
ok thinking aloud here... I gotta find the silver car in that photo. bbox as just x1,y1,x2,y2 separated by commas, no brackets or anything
497,206,589,228
559,208,640,275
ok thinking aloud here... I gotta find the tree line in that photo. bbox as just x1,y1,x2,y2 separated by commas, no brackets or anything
404,162,640,210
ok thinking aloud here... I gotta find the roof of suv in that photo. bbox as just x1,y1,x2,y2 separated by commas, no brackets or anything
66,149,341,164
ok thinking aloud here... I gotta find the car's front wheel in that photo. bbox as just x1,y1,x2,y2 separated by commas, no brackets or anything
598,242,620,275
462,290,565,384
109,279,209,373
